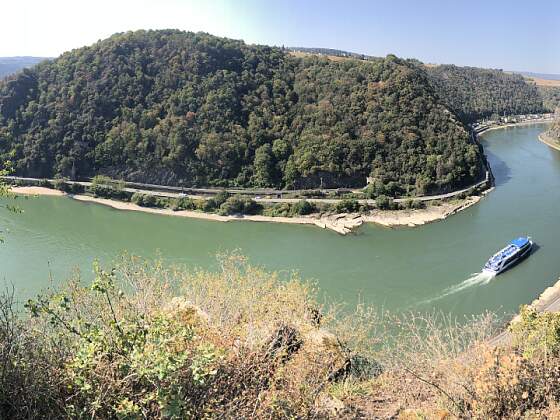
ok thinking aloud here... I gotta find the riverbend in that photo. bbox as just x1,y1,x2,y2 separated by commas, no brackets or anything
1,122,558,318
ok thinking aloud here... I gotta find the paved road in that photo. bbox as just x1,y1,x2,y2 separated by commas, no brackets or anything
4,174,490,205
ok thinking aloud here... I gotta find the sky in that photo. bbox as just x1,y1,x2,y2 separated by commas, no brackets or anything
1,0,559,73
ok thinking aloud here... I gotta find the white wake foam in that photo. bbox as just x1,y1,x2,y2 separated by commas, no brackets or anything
420,271,496,304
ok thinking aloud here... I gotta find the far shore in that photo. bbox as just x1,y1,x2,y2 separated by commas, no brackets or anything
476,118,553,135
20,117,547,235
10,186,487,235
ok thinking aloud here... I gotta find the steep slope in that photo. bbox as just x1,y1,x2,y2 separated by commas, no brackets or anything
540,86,560,112
0,30,483,196
427,64,545,123
545,118,560,141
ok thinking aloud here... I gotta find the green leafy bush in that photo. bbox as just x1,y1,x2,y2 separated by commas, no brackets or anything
262,203,292,217
510,306,560,358
375,195,395,210
171,196,197,211
25,262,221,419
334,199,360,213
131,192,163,207
218,196,262,216
290,199,316,215
52,178,71,192
87,176,127,199
202,191,229,212
38,179,52,188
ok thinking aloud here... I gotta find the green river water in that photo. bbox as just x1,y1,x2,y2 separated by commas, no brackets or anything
1,123,559,317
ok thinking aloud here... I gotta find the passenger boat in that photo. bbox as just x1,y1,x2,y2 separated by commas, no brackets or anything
483,237,533,275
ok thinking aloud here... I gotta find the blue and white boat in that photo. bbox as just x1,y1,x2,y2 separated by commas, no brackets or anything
483,237,533,275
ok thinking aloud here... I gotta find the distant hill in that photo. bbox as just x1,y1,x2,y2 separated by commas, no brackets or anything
0,30,484,196
288,47,373,60
290,50,549,123
0,57,48,79
426,65,545,123
513,71,560,81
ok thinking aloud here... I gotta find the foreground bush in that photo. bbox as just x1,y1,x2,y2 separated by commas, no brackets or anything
4,254,560,419
2,255,383,419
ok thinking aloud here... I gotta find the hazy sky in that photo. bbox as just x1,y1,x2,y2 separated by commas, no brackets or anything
2,0,559,73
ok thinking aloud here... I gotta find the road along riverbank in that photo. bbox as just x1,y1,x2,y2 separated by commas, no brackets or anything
16,118,554,236
3,123,558,316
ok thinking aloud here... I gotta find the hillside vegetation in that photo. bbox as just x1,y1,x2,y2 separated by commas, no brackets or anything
545,118,560,142
540,86,560,112
0,30,483,196
3,255,560,419
427,64,545,123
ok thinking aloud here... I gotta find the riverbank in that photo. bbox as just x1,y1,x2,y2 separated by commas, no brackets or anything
10,186,66,196
538,132,560,152
489,275,560,348
513,276,560,322
475,117,553,135
10,186,486,235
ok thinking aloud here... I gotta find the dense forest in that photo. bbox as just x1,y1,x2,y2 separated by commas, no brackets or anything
545,118,560,141
426,65,546,123
540,86,560,112
0,57,47,79
0,30,484,195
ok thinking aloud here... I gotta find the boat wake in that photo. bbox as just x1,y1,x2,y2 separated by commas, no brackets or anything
420,271,496,304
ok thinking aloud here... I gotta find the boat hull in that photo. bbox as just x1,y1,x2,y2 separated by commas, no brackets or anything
483,240,533,275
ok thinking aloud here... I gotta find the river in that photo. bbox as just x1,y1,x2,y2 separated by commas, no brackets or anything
1,123,558,317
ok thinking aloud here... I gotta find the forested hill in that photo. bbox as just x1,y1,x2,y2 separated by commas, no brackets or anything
0,30,484,195
427,65,545,123
546,119,560,141
0,57,47,79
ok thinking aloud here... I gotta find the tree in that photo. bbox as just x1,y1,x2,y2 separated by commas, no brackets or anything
0,163,21,242
253,144,275,187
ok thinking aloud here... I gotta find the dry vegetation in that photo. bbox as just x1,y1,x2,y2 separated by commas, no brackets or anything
526,77,560,88
288,51,358,62
2,255,560,419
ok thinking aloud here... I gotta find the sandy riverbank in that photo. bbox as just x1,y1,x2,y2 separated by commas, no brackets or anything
74,194,485,234
10,186,487,235
538,132,560,152
10,186,66,196
363,194,485,228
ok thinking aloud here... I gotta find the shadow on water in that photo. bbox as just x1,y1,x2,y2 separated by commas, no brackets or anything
484,148,512,187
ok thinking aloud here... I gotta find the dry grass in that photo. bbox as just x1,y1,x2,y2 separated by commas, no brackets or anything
289,51,361,62
3,254,560,419
525,76,560,87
